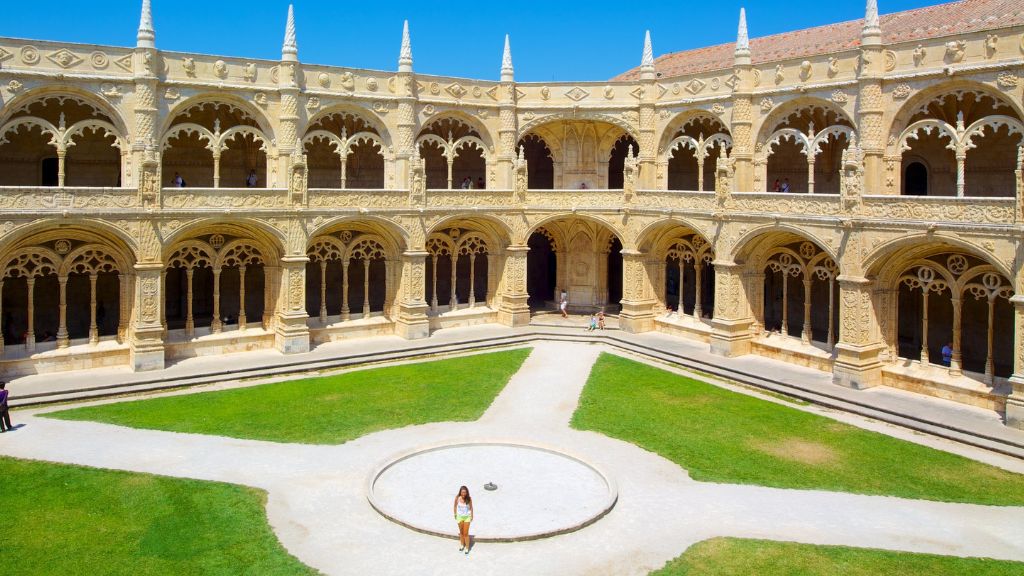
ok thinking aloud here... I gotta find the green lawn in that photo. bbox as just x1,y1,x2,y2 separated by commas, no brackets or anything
571,353,1024,505
48,348,531,444
0,456,316,576
651,538,1024,575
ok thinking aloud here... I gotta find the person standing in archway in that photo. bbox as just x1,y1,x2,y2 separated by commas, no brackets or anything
0,382,12,432
453,485,474,554
560,292,568,318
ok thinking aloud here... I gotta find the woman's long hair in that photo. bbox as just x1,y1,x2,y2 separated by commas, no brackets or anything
457,485,472,505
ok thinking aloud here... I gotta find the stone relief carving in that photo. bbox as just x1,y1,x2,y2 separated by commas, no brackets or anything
214,59,228,79
182,57,196,76
90,51,108,69
827,57,839,77
986,34,999,58
997,72,1018,89
883,50,897,72
892,84,912,100
799,61,812,81
945,40,966,63
20,45,40,65
340,72,355,91
565,87,589,101
913,45,926,66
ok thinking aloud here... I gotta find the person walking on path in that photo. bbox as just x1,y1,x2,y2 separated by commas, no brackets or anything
0,382,11,432
453,485,474,555
559,294,568,319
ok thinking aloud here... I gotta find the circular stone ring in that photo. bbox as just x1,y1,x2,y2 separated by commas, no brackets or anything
367,441,618,542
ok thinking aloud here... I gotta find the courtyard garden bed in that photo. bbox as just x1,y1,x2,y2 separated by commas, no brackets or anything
0,456,316,575
651,537,1024,575
47,348,531,444
571,353,1024,505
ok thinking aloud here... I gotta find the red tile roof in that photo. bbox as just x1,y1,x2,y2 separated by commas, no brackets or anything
613,0,1024,80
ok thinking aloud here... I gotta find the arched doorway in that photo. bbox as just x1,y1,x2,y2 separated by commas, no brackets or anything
892,89,1023,197
663,114,732,192
303,110,386,189
895,253,1013,382
416,117,489,190
904,162,928,195
0,95,126,187
608,135,640,189
517,134,554,189
162,101,271,188
606,237,623,311
758,103,854,193
527,229,557,309
526,218,621,313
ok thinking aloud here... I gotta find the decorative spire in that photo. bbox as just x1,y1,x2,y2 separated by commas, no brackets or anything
735,8,750,59
137,0,155,49
639,30,655,80
500,34,514,82
282,4,298,61
862,0,881,43
398,20,413,73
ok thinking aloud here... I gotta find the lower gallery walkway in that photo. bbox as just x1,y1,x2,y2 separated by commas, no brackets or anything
1,343,1024,575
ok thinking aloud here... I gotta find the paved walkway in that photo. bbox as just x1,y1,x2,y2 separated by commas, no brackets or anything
2,343,1024,575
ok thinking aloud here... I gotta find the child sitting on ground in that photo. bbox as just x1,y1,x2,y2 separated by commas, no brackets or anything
597,311,606,330
588,314,598,331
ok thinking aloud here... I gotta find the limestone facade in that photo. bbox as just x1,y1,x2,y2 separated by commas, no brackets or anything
3,0,1024,428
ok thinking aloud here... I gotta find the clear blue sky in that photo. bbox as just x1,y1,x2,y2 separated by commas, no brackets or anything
3,0,941,81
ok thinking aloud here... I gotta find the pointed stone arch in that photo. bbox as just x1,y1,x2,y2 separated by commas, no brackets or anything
0,90,128,187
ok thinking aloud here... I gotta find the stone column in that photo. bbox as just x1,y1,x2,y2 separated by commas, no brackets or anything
274,257,310,354
132,60,160,208
619,250,657,333
497,85,518,189
130,264,165,371
709,262,756,356
857,16,886,195
1005,295,1024,429
638,92,657,189
393,76,418,190
393,250,430,339
497,245,530,327
57,275,69,348
832,275,887,389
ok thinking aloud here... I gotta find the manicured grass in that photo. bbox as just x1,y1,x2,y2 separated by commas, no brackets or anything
571,353,1024,505
650,538,1024,575
48,348,531,444
0,456,316,575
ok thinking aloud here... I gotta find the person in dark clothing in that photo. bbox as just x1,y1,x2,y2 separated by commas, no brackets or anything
0,381,11,432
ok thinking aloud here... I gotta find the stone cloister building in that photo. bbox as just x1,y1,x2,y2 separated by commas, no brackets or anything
3,0,1024,428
